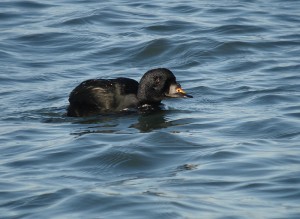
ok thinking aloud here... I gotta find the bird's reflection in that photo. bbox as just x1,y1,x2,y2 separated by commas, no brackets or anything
131,110,168,132
69,108,171,136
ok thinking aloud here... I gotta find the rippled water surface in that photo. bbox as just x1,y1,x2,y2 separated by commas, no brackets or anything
1,0,300,218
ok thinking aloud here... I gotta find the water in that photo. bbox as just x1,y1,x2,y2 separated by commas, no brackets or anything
1,0,300,218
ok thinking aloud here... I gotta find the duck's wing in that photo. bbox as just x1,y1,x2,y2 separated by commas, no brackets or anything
67,78,139,117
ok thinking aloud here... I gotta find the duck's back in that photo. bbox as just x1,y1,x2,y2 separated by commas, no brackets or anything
67,78,139,117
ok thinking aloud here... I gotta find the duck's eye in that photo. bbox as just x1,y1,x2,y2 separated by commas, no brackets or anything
154,76,161,85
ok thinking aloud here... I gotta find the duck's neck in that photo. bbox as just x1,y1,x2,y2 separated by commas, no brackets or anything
137,86,162,106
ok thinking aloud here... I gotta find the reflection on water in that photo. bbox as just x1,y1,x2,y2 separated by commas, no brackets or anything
68,109,179,135
132,111,169,132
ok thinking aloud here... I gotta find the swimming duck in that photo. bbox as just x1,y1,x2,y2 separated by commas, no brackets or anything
67,68,192,117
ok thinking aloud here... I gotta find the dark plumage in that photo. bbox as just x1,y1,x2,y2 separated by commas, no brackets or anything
67,68,192,117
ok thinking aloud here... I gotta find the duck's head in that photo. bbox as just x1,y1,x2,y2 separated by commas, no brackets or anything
137,68,193,105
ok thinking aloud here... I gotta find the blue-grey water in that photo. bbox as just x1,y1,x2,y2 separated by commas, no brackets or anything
1,0,300,218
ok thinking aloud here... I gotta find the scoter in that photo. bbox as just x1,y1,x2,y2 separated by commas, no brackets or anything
67,68,192,117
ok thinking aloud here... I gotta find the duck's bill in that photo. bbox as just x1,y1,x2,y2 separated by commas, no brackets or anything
166,86,193,98
175,87,193,98
182,93,193,98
